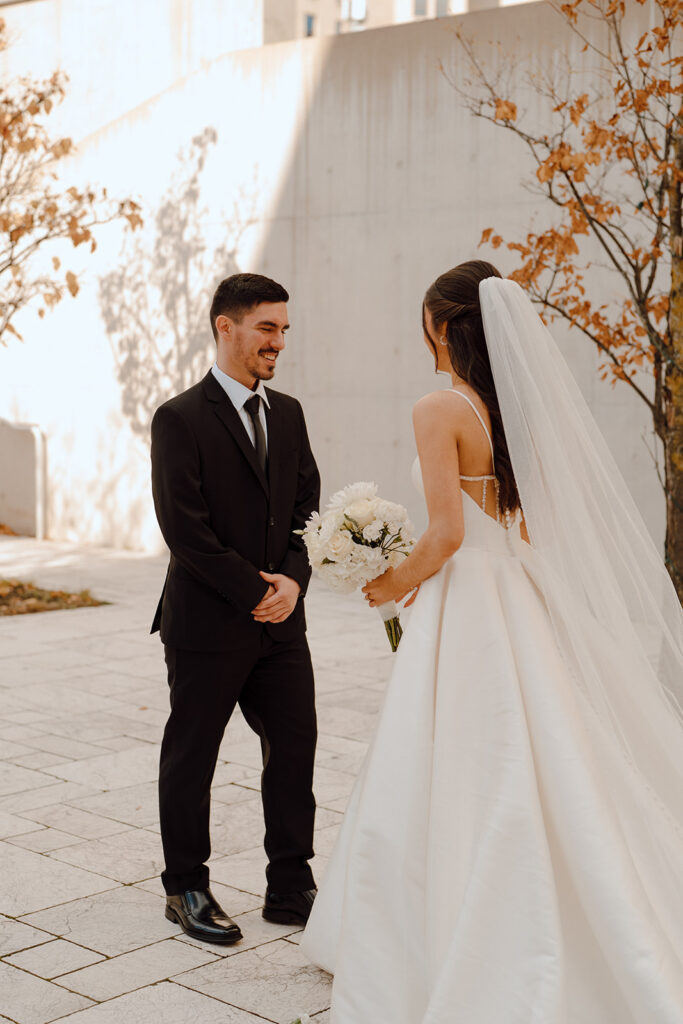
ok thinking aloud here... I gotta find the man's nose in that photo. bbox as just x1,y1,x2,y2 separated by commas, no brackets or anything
272,333,286,350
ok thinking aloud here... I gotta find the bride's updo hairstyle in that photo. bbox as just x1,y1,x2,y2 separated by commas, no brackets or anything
423,259,521,517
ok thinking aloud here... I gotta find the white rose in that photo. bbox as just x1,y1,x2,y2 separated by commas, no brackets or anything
319,509,344,544
324,529,355,562
344,498,378,530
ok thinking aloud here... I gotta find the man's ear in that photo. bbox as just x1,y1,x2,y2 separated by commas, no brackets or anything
215,314,232,339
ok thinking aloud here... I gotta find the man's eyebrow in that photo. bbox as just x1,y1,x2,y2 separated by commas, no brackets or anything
255,320,289,330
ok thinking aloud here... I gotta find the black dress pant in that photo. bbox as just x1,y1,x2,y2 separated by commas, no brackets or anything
159,631,317,896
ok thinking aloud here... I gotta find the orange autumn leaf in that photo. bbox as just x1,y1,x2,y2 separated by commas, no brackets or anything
569,93,589,126
494,98,517,122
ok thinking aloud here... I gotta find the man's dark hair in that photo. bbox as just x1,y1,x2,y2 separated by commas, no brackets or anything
209,273,289,340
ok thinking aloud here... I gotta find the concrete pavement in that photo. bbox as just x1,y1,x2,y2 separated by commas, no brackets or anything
0,537,393,1024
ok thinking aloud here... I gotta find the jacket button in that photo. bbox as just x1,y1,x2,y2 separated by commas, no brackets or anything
267,562,275,571
268,517,276,527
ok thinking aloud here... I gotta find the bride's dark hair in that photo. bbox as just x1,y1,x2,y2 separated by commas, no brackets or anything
423,259,521,517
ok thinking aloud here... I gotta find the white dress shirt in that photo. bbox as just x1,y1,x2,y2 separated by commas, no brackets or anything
211,363,269,451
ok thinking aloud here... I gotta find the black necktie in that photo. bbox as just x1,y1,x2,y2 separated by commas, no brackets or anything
244,394,267,475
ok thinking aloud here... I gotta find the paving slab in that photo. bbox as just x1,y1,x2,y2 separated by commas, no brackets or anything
49,981,264,1023
0,842,117,917
5,937,105,978
0,915,54,957
0,960,93,1023
7,827,88,853
175,938,332,1023
68,780,160,828
54,937,219,1001
19,804,134,840
0,808,44,840
20,886,180,957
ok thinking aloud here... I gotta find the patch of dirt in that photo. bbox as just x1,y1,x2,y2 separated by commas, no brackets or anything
0,579,108,616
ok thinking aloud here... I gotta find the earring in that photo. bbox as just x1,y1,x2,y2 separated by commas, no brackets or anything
439,336,447,346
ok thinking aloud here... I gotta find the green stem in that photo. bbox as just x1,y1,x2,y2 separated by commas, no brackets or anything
384,616,403,652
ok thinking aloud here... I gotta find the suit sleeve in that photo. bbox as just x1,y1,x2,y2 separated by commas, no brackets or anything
151,403,269,613
279,401,320,597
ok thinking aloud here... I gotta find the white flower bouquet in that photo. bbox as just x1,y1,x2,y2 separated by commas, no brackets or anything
298,481,415,651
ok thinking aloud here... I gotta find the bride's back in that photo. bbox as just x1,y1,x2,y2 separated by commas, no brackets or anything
446,384,531,545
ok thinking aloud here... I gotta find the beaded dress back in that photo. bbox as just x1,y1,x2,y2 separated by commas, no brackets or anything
448,388,514,531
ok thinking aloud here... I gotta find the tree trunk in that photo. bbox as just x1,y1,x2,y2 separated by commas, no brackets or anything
665,139,683,603
666,259,683,603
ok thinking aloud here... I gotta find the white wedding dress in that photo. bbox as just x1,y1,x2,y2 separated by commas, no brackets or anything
301,390,683,1024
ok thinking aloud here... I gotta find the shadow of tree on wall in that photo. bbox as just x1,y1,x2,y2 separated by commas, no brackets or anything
99,127,253,439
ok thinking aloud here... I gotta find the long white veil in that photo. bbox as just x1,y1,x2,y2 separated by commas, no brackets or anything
480,277,683,830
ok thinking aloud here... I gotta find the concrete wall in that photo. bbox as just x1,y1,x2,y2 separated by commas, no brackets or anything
0,419,46,538
0,2,664,552
262,0,537,42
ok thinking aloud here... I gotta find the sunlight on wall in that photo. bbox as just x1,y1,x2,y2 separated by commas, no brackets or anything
0,0,264,144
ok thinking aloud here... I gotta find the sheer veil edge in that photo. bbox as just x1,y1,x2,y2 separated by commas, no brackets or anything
480,277,683,831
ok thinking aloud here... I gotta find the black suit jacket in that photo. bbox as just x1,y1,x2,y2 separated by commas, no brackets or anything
150,370,320,651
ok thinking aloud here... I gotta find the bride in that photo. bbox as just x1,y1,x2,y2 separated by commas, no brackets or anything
300,261,683,1023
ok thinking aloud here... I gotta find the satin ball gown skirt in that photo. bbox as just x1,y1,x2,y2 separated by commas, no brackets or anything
301,492,683,1024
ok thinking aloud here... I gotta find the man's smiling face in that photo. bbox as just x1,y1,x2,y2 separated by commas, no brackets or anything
215,301,289,388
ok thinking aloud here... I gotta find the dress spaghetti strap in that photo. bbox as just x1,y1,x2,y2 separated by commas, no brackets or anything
449,388,495,469
448,388,507,523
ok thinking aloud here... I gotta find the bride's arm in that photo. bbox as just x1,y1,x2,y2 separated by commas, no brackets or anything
364,392,465,607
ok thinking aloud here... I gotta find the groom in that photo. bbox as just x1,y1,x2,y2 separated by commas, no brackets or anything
150,272,320,944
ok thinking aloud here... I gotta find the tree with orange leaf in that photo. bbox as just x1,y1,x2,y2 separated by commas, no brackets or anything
452,0,683,601
0,17,141,346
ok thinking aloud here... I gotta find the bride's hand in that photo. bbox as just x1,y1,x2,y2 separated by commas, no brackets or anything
362,568,398,607
402,584,421,608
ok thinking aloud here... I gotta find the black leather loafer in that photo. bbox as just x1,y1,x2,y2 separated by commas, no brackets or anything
165,888,242,945
262,887,317,925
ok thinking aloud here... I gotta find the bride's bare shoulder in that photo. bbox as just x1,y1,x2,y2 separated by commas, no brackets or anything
413,389,465,424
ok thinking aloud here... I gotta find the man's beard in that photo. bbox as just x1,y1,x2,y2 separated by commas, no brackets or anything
248,350,278,380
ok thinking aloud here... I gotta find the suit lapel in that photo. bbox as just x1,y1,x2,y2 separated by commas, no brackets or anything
202,372,269,496
265,389,283,501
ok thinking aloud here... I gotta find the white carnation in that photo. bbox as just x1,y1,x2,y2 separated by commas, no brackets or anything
385,549,405,570
373,499,399,522
362,519,384,543
327,481,378,512
359,547,386,576
304,533,325,569
319,561,357,593
303,510,322,533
